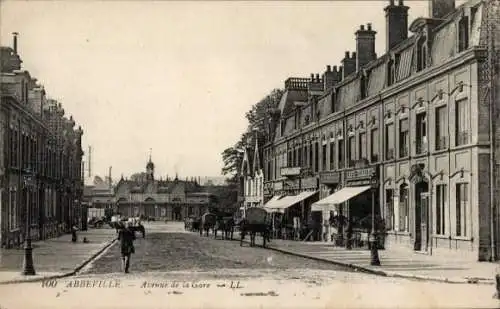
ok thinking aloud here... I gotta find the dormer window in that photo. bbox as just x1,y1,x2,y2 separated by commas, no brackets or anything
387,59,395,86
416,37,427,72
458,16,469,52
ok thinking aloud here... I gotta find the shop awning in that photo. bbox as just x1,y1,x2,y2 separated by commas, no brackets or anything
263,195,283,209
265,191,318,213
311,186,371,212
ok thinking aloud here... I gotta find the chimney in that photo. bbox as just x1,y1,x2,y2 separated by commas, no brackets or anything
384,0,409,52
429,0,455,19
323,65,342,89
342,52,356,79
355,23,377,71
12,32,18,54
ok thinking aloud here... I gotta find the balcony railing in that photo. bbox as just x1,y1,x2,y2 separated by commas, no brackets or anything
399,147,409,158
415,138,427,155
436,136,447,151
385,149,395,160
456,131,469,146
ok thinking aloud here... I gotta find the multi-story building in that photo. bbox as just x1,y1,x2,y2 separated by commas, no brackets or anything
263,0,500,261
0,33,84,248
241,137,265,211
114,157,217,220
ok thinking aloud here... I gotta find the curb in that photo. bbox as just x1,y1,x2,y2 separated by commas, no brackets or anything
0,237,118,285
231,233,495,286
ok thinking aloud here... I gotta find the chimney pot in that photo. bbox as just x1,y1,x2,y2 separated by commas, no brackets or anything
398,0,404,5
352,52,357,58
12,32,18,54
327,65,331,72
333,65,338,72
315,74,320,81
310,73,314,80
389,0,395,5
367,23,372,31
345,51,350,58
361,25,365,30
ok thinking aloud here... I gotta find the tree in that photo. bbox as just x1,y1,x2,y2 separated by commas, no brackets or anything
220,88,284,178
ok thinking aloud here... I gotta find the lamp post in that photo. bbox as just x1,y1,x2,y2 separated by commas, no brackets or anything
369,174,380,266
22,166,36,275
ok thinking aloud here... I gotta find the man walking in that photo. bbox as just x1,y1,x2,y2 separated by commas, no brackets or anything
118,222,136,273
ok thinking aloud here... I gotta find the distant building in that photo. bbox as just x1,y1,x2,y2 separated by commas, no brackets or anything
82,176,114,219
114,157,216,220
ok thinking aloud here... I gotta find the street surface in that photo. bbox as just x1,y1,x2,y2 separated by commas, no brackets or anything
0,222,499,309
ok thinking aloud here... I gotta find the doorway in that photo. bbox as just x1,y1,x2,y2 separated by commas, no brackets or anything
414,180,429,252
172,207,181,221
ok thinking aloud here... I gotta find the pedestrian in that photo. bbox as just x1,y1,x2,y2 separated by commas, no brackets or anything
71,223,79,243
118,221,136,273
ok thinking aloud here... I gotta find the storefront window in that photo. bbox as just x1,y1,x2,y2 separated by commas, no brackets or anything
398,185,409,232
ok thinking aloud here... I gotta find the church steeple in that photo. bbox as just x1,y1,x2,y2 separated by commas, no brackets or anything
146,148,154,181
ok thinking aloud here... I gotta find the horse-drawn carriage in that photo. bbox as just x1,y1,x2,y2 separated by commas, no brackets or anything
239,207,271,247
185,216,201,232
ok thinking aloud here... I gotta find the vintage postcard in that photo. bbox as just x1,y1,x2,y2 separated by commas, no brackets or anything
1,0,500,308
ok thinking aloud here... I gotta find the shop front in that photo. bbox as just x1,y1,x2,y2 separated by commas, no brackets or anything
317,171,341,242
312,165,379,245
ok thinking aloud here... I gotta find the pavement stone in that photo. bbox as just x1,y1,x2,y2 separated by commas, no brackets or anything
239,234,500,285
0,228,117,284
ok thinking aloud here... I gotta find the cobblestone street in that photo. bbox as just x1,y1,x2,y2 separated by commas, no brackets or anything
83,231,350,275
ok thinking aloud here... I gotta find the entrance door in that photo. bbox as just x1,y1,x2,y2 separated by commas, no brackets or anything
414,181,429,251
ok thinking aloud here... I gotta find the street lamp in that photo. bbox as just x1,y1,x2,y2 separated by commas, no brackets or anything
22,166,36,276
369,174,380,266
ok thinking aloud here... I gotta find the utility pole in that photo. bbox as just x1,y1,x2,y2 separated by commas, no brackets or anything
88,146,92,178
482,0,500,262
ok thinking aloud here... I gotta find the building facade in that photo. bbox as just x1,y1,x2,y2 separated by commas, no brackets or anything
241,137,265,210
263,0,500,261
114,158,216,220
0,34,84,248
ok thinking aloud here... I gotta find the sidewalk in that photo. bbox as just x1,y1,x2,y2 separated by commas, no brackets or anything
243,235,499,285
0,228,117,284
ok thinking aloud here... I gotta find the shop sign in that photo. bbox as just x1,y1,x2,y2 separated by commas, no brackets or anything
319,171,340,184
283,179,300,190
274,181,283,191
281,167,301,176
345,166,378,181
301,177,318,189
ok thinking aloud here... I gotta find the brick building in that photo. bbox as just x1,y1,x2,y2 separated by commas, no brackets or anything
0,33,84,248
114,157,216,220
263,0,500,261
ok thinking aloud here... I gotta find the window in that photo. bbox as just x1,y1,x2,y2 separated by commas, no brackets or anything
348,136,355,167
455,99,469,146
435,184,447,235
309,143,314,169
458,17,469,52
416,113,427,154
298,147,302,167
314,142,319,172
359,132,367,160
322,144,327,171
399,119,409,158
9,189,17,230
386,189,394,230
435,106,447,150
304,145,308,168
385,123,395,160
338,139,345,169
370,129,379,162
416,38,427,72
399,185,409,232
387,60,395,86
456,183,469,237
329,142,335,170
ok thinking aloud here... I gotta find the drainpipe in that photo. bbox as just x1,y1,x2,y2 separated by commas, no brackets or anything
489,29,497,261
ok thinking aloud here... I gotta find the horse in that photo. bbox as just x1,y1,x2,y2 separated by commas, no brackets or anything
239,218,271,247
214,216,235,240
199,213,217,237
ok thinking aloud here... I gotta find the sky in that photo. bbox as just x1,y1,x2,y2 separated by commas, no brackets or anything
0,0,466,182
